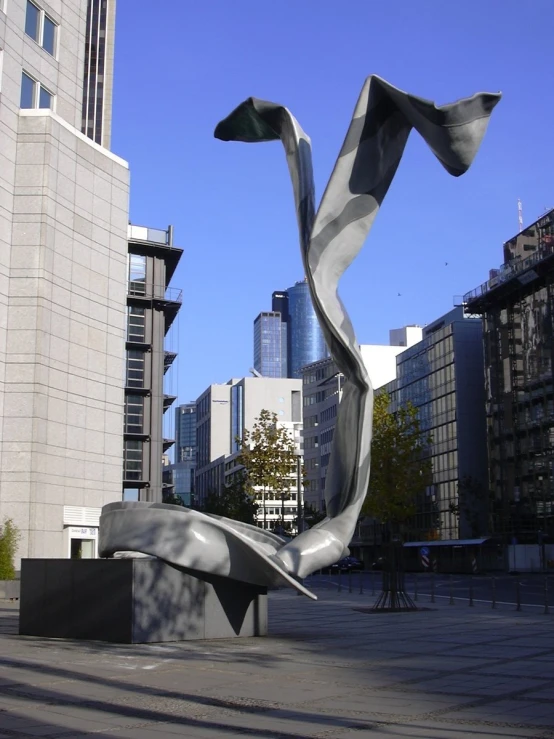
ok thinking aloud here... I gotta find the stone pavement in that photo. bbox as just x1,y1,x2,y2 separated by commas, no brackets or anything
1,583,554,739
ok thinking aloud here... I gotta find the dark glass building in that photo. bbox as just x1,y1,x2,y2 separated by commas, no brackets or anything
82,0,115,148
253,312,287,378
287,280,327,379
253,281,327,379
387,307,488,541
464,208,554,543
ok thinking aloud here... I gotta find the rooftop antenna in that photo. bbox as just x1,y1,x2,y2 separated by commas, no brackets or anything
518,198,523,233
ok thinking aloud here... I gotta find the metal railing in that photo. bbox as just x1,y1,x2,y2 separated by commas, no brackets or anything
464,242,554,305
304,570,553,615
128,283,182,302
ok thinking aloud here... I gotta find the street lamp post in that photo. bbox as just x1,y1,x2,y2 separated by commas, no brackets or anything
296,453,303,535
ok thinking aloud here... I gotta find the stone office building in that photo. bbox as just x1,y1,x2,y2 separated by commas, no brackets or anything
0,0,130,560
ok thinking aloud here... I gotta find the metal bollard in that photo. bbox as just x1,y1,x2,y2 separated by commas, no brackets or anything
516,579,521,611
544,576,549,615
430,572,435,603
449,574,454,605
469,576,474,607
348,570,352,593
491,577,496,609
359,570,363,595
338,569,342,593
371,572,375,596
414,573,418,602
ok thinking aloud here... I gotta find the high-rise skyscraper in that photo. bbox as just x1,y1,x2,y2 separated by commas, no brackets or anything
82,0,116,148
164,403,196,507
175,403,196,463
253,312,287,378
0,0,129,560
253,280,327,379
287,279,327,379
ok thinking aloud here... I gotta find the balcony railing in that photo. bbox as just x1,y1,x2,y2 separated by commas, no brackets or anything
128,282,183,303
464,239,554,304
128,224,172,246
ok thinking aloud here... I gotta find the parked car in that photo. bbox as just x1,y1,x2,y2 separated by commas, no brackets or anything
331,556,364,572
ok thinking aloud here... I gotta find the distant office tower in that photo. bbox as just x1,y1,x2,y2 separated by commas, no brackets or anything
287,280,327,379
253,281,327,379
176,403,196,462
82,0,116,147
164,403,196,506
253,312,287,378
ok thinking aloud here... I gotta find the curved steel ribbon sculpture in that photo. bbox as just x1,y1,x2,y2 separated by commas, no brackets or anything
100,76,500,599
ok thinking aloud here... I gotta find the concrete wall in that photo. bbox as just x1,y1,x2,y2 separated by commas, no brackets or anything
1,109,129,559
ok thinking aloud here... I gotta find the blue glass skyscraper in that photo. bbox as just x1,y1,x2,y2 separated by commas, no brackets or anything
253,312,287,377
287,279,327,378
253,280,327,379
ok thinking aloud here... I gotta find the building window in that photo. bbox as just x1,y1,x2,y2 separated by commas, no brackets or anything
123,441,142,481
123,488,139,502
128,254,146,296
126,350,145,388
127,306,145,343
20,71,53,109
125,395,144,434
25,1,57,55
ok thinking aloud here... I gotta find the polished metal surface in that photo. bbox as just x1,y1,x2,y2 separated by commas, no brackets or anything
101,77,500,597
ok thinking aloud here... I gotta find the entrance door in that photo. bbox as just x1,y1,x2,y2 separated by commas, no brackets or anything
70,538,96,559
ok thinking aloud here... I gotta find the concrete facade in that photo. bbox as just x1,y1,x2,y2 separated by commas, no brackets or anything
0,0,130,561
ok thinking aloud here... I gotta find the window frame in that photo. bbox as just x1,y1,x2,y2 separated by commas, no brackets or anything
123,440,142,481
25,0,58,57
20,70,54,110
125,394,144,435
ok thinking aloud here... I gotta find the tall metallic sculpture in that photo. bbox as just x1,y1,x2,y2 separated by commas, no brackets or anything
100,76,500,599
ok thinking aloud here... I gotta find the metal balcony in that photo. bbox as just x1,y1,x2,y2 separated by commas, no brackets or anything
164,351,177,374
127,282,183,303
163,394,178,412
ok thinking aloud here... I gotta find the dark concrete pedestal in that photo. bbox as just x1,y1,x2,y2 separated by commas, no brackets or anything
19,558,268,643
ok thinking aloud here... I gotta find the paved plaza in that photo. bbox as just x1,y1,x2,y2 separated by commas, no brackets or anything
1,583,554,738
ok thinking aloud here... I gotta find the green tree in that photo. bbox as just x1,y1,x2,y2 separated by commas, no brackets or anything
303,502,327,528
362,392,433,533
363,393,432,612
237,409,298,530
450,476,490,538
0,519,20,581
202,473,259,525
162,490,186,506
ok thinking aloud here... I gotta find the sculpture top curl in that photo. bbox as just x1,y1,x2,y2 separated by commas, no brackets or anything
99,76,500,598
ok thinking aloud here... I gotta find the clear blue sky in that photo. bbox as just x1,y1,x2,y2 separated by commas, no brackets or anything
111,0,554,405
